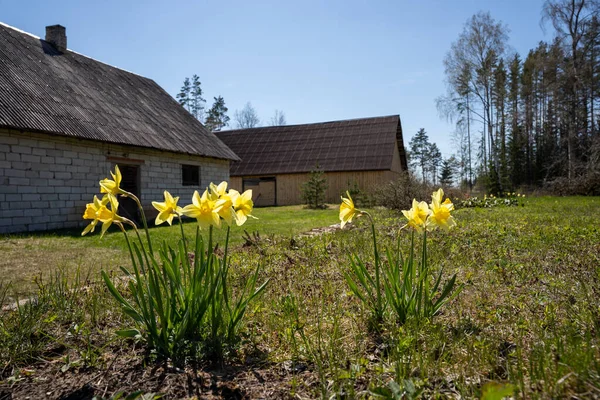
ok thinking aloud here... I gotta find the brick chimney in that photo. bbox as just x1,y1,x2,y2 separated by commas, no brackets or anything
45,25,67,52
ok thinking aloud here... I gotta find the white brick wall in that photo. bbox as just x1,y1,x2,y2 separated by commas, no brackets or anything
0,129,231,234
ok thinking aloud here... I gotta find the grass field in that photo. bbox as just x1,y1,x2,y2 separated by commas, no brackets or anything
0,205,339,300
1,196,600,398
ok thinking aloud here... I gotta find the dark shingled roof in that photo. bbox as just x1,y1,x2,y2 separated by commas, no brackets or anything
215,115,407,176
0,23,238,161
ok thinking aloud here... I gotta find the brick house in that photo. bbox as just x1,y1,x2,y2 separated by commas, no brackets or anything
215,115,407,206
0,23,239,233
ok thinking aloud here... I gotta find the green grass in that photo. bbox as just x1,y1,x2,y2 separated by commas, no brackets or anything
2,196,600,398
0,205,339,299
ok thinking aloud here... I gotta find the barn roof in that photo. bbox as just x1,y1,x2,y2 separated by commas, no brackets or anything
0,23,238,161
215,115,407,176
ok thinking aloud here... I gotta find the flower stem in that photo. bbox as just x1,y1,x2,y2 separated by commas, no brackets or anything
363,211,383,321
223,226,231,307
178,214,188,257
125,191,154,255
118,223,136,272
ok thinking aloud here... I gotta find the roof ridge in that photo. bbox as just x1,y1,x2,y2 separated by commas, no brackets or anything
0,21,239,161
218,114,399,133
0,21,145,79
0,21,40,40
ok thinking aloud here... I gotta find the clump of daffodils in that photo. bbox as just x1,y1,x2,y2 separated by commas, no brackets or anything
339,188,456,233
340,188,461,327
82,165,266,363
402,188,456,233
83,165,255,236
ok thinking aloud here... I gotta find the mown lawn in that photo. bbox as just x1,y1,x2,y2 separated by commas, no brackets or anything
0,205,339,300
1,196,600,398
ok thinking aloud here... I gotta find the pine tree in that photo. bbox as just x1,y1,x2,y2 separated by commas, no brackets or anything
409,128,431,182
190,75,206,122
507,53,522,188
176,77,191,111
205,96,230,131
439,157,456,187
428,143,442,184
493,58,509,188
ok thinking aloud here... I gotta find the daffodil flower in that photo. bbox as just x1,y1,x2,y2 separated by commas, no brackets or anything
340,191,357,229
210,181,238,226
100,165,125,196
152,190,183,226
97,194,127,237
210,181,228,198
182,189,223,229
402,199,430,233
427,188,456,231
229,189,255,226
82,195,110,236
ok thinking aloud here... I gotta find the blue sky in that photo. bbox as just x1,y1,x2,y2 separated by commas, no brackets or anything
1,0,551,158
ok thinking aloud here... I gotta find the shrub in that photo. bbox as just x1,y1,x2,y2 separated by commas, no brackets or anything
545,172,600,196
344,180,372,208
373,173,434,211
301,166,328,209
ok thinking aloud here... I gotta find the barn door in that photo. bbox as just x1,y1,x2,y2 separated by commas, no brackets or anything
243,177,276,206
118,165,140,221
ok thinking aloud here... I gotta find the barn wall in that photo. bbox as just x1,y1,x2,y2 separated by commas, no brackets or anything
0,128,230,233
230,177,242,190
229,170,402,206
390,140,404,173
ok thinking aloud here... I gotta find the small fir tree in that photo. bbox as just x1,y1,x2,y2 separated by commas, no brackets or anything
301,165,328,209
439,158,455,187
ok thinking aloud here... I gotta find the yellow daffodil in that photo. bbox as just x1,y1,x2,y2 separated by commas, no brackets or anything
340,191,357,229
182,189,223,229
152,190,183,226
427,188,456,231
402,199,430,233
82,195,109,236
100,165,124,196
210,181,228,198
210,181,238,226
229,189,255,226
96,194,126,237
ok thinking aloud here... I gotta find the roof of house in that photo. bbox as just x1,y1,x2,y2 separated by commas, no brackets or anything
0,23,238,161
215,115,407,176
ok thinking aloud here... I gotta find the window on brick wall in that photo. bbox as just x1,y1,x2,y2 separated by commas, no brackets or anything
182,164,200,186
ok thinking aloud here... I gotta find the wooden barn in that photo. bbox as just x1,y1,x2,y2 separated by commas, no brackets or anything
215,115,408,206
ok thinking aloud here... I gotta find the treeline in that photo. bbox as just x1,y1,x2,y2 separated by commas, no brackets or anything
439,1,600,194
176,75,287,131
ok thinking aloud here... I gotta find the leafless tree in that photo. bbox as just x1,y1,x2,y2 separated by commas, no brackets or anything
441,11,509,190
234,102,260,129
270,110,287,126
